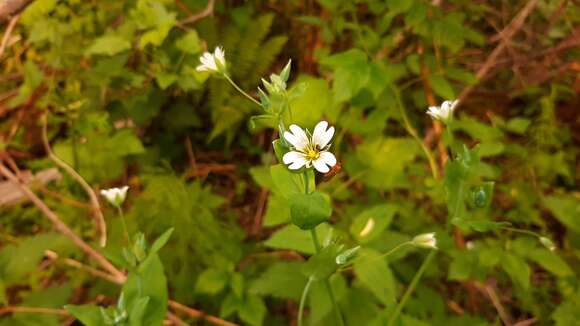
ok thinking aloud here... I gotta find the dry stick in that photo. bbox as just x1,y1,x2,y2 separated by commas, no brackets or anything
0,163,126,283
169,301,238,326
0,0,31,22
178,0,215,25
0,14,19,59
456,0,540,106
166,312,190,326
0,306,69,316
41,116,108,247
45,232,238,326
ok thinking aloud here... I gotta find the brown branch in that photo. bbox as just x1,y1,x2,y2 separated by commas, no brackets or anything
0,0,32,22
177,0,215,26
169,301,239,326
41,115,108,247
45,250,122,284
0,14,19,58
457,0,540,106
0,163,126,283
0,306,69,316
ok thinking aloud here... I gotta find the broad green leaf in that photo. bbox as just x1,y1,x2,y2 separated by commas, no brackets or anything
289,191,332,230
175,30,201,54
65,305,103,326
353,248,396,305
86,35,130,56
195,268,229,295
542,195,580,233
249,262,307,300
302,244,341,280
350,204,397,242
149,227,174,255
428,75,455,99
264,224,332,255
527,248,573,277
501,253,530,290
237,295,266,326
270,164,305,197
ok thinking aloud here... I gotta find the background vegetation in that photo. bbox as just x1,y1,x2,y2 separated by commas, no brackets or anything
0,0,579,325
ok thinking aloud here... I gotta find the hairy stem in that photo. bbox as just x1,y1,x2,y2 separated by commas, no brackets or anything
224,74,262,107
117,206,131,245
387,250,436,326
298,277,314,326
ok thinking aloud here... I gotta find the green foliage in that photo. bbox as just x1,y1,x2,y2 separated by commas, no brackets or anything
1,0,578,325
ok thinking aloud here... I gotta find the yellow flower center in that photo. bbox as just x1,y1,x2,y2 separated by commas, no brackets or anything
305,148,320,161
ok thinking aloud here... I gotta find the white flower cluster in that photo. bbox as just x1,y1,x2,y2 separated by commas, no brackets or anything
196,46,227,74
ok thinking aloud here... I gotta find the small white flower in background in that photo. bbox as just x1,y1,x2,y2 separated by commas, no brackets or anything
100,186,129,207
427,100,458,122
196,46,227,73
539,237,556,251
283,121,337,173
412,232,437,250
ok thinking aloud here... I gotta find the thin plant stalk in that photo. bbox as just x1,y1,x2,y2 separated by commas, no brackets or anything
387,250,436,326
117,206,131,245
339,241,412,272
224,74,263,107
297,277,314,326
309,228,345,326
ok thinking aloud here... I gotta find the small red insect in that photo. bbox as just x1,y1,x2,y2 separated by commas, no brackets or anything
323,162,342,180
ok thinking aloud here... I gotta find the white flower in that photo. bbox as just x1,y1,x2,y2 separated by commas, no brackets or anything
412,232,437,250
282,121,337,173
100,186,129,207
426,100,458,122
196,46,226,73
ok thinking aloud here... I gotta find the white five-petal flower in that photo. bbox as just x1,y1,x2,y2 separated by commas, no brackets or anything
412,232,437,250
196,46,227,73
282,121,337,173
100,186,129,207
426,100,458,122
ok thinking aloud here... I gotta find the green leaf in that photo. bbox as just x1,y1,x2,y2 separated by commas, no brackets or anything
289,191,332,230
65,305,103,326
265,224,332,255
270,164,306,198
195,268,229,295
175,30,201,54
149,227,174,255
428,75,455,99
542,195,580,233
320,49,370,102
155,73,178,89
302,244,341,280
129,297,150,326
501,253,530,290
527,248,573,277
353,248,396,305
452,219,511,232
350,204,397,242
249,262,307,300
237,295,266,326
122,254,167,326
86,35,131,56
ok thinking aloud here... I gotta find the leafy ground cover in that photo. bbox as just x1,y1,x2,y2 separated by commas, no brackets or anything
0,0,579,325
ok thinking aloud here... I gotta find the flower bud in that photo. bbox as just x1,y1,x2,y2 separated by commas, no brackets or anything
100,186,129,207
539,237,556,251
412,232,438,250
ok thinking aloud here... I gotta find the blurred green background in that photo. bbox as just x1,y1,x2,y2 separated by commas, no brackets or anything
0,0,579,325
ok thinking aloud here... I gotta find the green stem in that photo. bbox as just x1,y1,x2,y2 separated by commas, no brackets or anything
501,227,542,238
387,250,436,326
392,86,439,179
309,228,345,326
298,277,314,326
339,242,411,272
224,74,263,108
117,206,131,245
303,171,310,194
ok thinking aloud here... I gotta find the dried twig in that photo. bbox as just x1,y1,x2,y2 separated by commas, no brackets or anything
0,306,69,316
41,115,108,247
0,163,126,283
0,0,32,22
0,14,19,58
169,301,239,326
178,0,215,26
457,0,540,106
